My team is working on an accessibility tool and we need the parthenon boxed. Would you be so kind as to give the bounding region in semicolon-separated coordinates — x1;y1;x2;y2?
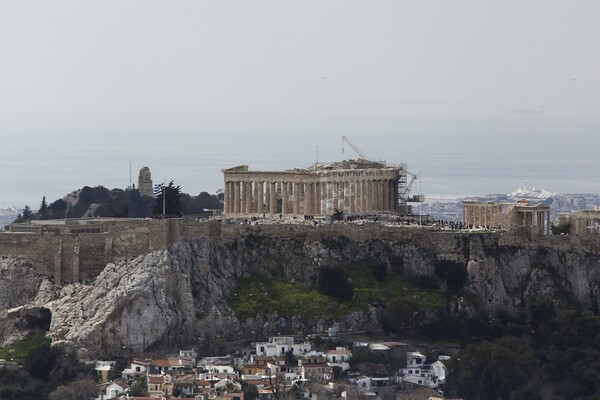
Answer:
222;160;402;216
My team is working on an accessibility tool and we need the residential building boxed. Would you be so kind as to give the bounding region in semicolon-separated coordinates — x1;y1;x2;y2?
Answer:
401;352;447;388
255;336;311;357
326;347;352;371
95;381;125;400
352;375;390;394
148;374;173;397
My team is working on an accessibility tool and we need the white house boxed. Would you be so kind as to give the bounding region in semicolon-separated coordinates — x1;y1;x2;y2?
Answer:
206;364;236;375
129;358;150;375
326;347;352;371
95;382;125;400
401;352;447;388
255;336;311;357
352;376;390;394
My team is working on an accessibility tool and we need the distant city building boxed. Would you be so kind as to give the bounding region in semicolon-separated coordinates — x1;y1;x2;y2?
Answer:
462;199;550;234
138;166;153;197
557;208;600;235
222;160;402;216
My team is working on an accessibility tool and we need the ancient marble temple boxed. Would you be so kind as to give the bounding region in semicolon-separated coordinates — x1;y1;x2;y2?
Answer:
222;160;402;216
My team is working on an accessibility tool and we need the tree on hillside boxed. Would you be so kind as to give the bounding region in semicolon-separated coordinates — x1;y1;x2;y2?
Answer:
22;205;32;220
38;196;48;219
49;379;97;400
318;266;354;300
153;180;182;217
47;199;67;219
13;205;34;223
180;191;224;214
23;335;57;380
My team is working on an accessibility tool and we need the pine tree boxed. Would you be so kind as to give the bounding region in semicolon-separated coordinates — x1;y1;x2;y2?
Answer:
22;205;33;221
39;196;48;219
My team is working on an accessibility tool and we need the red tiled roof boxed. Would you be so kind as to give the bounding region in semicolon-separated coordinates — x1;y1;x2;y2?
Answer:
326;349;350;354
245;380;267;386
243;364;268;369
151;359;171;367
148;376;164;384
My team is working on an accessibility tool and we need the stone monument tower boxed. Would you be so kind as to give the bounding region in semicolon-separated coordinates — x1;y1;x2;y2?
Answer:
138;167;153;197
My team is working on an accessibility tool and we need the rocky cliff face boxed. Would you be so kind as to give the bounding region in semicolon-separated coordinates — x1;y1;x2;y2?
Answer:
1;230;599;357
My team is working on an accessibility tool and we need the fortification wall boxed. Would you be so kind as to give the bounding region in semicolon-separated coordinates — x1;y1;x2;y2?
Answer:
0;218;592;283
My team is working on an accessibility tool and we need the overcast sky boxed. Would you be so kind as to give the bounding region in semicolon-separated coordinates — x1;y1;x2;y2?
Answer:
1;1;600;205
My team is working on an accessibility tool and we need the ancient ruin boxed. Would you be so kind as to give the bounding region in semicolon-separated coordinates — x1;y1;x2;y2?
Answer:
222;160;402;216
462;199;551;234
138;166;153;197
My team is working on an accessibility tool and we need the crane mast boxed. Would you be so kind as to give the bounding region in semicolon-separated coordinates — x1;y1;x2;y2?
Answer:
341;136;368;160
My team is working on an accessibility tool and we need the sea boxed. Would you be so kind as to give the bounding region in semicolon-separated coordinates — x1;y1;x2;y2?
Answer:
2;129;599;209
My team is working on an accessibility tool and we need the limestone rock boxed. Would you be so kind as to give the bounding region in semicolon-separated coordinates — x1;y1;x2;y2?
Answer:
0;257;46;309
1;230;600;356
0;306;51;346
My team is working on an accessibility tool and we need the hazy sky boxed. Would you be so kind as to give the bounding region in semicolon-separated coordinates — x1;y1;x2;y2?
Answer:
1;1;600;206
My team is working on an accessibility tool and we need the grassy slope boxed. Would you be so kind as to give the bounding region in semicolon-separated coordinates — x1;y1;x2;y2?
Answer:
228;260;444;320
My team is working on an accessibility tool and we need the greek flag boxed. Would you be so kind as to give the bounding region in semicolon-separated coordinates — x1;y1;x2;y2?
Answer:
153;183;164;197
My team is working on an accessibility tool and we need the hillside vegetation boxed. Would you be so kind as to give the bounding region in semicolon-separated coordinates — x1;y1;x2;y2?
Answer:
11;185;222;223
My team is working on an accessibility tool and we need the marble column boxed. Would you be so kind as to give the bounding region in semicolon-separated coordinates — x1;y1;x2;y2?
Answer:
305;182;313;215
337;181;344;212
354;180;361;213
388;181;395;211
370;180;376;211
293;182;301;215
382;180;389;211
253;181;259;213
281;182;288;215
269;182;277;214
393;180;399;211
228;182;234;213
264;181;271;213
233;181;241;214
257;181;264;214
363;181;369;211
378;180;385;211
223;182;229;214
315;182;321;215
245;181;253;214
343;180;350;212
349;181;356;213
332;181;339;211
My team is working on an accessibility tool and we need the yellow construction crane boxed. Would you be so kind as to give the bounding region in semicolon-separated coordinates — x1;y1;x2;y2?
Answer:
341;136;369;159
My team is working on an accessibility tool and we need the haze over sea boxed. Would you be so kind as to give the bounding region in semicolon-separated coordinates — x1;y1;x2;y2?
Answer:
2;2;600;209
2;123;599;209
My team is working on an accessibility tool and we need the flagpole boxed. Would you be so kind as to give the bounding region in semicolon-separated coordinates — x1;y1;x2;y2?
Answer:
162;182;166;217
